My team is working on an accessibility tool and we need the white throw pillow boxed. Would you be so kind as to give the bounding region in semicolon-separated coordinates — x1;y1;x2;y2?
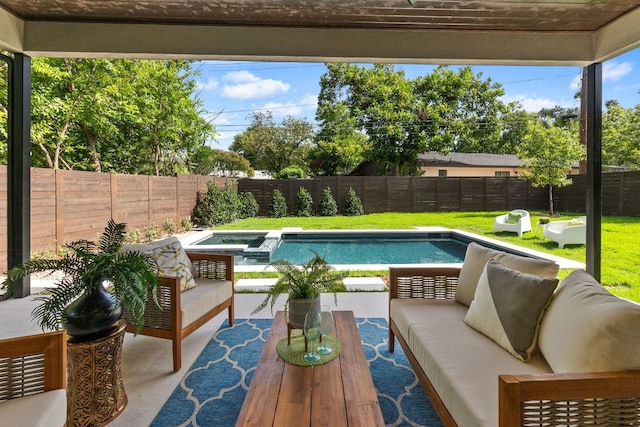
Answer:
123;236;197;292
456;242;559;306
538;270;640;373
464;260;558;362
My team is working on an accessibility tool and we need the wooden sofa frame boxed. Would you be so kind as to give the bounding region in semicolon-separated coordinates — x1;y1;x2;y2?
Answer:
388;266;640;427
0;330;66;404
125;252;234;372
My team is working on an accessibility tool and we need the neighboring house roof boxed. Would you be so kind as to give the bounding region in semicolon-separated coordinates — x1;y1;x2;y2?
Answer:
419;152;522;167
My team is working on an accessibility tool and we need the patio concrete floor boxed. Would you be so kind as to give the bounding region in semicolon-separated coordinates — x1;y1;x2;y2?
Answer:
1;290;389;426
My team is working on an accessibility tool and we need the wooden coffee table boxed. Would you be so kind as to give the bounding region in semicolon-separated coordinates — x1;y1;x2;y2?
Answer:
236;310;385;426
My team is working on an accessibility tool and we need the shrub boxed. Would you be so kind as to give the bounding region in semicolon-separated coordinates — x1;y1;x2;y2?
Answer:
276;165;306;179
192;182;241;226
343;187;364;216
126;227;142;244
269;189;288;218
180;217;194;232
144;223;160;242
239;191;259;219
319;187;338;216
162;218;176;235
294;187;314;217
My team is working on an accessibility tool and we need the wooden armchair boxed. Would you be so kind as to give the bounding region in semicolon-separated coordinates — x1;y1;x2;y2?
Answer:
0;331;67;426
124;252;234;371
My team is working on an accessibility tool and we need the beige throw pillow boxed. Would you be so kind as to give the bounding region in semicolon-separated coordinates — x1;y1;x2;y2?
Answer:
456;242;560;306
123;236;197;292
464;260;558;362
538;270;640;373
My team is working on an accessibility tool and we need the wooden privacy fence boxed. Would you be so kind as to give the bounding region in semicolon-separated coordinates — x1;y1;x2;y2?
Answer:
2;167;639;272
238;176;549;216
0;166;230;271
555;171;640;216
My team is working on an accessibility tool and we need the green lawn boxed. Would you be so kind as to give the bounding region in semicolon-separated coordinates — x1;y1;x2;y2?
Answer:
216;212;640;301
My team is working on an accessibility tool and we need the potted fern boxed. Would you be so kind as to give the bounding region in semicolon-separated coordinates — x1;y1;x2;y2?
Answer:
1;220;158;341
252;251;347;328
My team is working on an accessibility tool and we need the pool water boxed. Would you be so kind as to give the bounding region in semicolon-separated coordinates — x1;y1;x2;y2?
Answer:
196;233;265;247
271;237;466;265
191;231;468;266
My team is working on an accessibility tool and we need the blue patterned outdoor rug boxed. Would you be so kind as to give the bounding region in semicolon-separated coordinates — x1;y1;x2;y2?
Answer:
151;318;443;427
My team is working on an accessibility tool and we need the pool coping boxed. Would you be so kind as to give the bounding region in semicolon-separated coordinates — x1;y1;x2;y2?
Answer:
180;227;585;272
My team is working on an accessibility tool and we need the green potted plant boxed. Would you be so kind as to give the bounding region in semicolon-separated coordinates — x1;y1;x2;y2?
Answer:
252;251;347;328
1;220;158;340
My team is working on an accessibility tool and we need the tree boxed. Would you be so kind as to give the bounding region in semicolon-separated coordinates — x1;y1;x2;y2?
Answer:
413;66;508;154
516;118;585;216
537;106;579;128
317;63;424;175
190;146;253;177
230;111;314;176
2;58;215;175
316;64;510;175
495;103;532;154
313;99;368;175
602;101;640;169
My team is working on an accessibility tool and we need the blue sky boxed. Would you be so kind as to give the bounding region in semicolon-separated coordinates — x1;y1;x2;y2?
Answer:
194;47;640;150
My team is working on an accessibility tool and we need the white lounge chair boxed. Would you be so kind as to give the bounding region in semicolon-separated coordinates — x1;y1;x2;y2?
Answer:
492;209;532;237
542;216;587;248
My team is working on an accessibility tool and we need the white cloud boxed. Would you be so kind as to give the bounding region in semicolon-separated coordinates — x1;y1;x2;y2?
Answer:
603;61;633;83
224;70;261;83
502;94;570;112
197;77;219;91
221;70;290;100
569;61;633;91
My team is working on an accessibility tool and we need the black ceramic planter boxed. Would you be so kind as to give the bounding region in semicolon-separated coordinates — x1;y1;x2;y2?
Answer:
63;280;123;341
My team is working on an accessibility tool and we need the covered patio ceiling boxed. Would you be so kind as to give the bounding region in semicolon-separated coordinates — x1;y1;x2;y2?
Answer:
0;1;639;64
2;1;640;296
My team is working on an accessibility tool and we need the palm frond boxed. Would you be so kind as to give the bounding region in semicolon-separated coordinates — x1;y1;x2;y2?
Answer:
2;219;159;334
251;251;347;315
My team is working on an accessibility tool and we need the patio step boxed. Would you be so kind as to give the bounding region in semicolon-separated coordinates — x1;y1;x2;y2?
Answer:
235;277;387;292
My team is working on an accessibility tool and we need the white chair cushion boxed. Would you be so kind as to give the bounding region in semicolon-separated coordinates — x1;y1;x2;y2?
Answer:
180;278;233;327
0;389;67;427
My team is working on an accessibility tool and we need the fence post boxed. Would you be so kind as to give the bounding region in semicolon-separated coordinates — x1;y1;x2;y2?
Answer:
147;175;152;226
619;173;625;215
55;169;64;252
411;177;415;212
110;173;117;223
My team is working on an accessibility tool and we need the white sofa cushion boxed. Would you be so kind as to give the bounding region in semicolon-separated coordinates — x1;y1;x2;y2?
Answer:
0;389;67;427
390;298;551;427
180;278;233;328
464;260;558;361
456;242;560;306
124;236;197;292
538;269;640;373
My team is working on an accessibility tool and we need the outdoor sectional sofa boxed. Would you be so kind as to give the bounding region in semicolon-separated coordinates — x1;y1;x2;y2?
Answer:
388;242;640;427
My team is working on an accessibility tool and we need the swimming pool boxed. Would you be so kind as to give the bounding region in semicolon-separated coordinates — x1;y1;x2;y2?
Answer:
181;228;583;271
271;232;465;265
